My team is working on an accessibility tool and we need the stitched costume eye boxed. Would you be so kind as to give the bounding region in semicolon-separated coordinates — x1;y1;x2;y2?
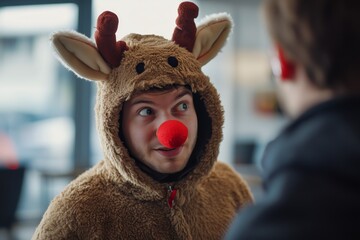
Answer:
136;62;145;74
167;56;178;67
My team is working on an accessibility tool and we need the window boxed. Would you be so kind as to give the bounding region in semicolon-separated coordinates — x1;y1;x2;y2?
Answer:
0;3;77;218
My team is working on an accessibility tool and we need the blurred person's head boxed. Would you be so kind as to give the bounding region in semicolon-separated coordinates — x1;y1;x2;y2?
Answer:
263;0;360;117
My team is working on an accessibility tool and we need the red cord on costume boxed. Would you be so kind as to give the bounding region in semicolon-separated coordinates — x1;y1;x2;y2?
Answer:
167;188;177;208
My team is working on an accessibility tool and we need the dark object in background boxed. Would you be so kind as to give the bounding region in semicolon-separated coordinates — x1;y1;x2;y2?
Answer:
0;166;25;232
234;141;257;164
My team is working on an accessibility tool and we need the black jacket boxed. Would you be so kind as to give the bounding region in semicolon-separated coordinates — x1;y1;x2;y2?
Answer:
226;94;360;240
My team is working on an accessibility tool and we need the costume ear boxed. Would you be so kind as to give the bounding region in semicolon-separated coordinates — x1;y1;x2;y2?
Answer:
192;13;232;66
51;31;111;81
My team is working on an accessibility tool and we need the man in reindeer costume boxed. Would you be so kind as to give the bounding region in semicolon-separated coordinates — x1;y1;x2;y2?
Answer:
32;2;253;239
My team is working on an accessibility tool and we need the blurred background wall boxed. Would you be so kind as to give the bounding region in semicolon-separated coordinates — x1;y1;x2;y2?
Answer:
0;0;288;239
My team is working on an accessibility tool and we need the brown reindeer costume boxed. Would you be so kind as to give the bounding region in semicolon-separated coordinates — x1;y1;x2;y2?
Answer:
32;2;253;239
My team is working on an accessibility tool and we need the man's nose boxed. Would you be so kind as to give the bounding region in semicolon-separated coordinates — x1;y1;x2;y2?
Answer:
156;120;188;148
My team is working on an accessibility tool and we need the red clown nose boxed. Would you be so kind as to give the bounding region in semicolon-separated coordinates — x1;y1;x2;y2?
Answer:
156;120;188;148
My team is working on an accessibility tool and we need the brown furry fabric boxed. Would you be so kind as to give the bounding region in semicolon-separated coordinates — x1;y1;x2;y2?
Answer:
33;160;252;239
32;10;253;240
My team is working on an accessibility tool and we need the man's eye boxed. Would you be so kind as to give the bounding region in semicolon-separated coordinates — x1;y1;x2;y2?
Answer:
177;103;188;111
139;108;153;116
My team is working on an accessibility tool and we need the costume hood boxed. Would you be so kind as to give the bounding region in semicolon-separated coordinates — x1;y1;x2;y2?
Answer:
50;2;232;199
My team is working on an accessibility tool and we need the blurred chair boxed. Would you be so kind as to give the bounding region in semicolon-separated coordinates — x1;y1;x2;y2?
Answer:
0;166;25;235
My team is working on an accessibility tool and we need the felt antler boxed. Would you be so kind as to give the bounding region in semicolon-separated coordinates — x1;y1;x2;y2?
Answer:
172;1;199;52
95;11;128;68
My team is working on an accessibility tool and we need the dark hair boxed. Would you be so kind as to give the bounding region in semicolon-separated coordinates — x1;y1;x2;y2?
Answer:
263;0;360;92
131;84;187;96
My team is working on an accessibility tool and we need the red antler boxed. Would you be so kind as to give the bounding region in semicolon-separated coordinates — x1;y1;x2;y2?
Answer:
172;2;199;52
95;11;128;68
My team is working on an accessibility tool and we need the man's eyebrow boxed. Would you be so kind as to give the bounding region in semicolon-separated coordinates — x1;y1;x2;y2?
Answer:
175;88;192;100
129;99;154;106
129;88;192;106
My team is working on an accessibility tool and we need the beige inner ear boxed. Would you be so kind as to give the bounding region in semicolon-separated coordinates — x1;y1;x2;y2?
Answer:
193;18;232;66
52;34;111;81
